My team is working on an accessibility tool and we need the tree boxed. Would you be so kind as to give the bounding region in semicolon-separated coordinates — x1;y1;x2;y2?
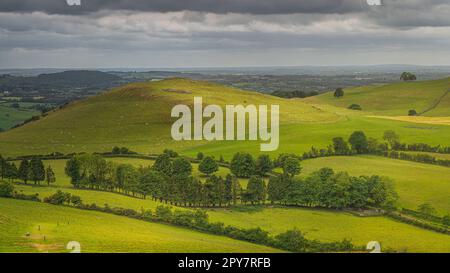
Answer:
172;158;192;177
383;130;400;149
245;176;266;204
226;174;241;206
4;162;17;182
196;152;204;160
255;154;272;176
18;159;30;184
334;88;344;98
138;169;165;200
152;153;173;176
400;72;417;81
65;157;81;188
29;158;45;185
282;157;301;177
332;137;350;155
0;155;9;180
230;153;256;178
0;181;14;197
348;131;368;154
45;165;56;186
408;109;417;116
198;156;219;176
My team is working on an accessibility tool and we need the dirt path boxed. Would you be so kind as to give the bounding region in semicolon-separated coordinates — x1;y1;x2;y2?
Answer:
419;89;450;115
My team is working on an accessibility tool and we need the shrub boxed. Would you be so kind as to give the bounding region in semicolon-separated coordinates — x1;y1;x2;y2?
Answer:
0;182;14;197
348;104;362;110
408;109;417;116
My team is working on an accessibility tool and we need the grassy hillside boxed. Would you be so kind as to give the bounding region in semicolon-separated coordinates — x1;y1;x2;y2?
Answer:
0;198;280;253
0;78;343;157
301;156;450;215
304;78;450;116
11;185;450;253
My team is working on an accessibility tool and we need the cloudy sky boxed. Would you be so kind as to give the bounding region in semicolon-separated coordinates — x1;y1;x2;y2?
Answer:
0;0;449;68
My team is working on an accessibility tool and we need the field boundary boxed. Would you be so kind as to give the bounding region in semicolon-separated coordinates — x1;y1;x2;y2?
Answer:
419;89;450;116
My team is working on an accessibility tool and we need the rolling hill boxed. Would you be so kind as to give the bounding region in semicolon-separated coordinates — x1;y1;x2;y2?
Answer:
0;78;348;157
1;78;450;159
304;77;450;116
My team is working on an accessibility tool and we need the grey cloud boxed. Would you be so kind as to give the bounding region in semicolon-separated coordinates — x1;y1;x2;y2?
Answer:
0;0;364;15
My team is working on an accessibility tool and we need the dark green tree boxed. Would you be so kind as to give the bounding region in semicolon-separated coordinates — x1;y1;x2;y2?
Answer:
282;157;301;177
230;153;256;178
332;137;350;155
334;88;344;98
172;157;192;177
255;154;272;176
18;159;30;184
348;131;368;154
65;157;81;188
45;165;56;186
198;156;218;176
29;158;45;185
152;153;173;176
246;176;266;204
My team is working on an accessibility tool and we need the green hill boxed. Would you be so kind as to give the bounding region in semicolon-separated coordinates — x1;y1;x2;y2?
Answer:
2;78;450;159
0;198;280;253
304;77;450;116
0;78;347;157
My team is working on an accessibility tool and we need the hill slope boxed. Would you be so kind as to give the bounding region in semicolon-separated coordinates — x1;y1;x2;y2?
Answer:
0;78;345;157
304;77;450;116
0;198;280;253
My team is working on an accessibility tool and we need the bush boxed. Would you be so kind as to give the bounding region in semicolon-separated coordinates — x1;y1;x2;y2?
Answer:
408;109;417;116
275;229;308;252
13;192;41;202
44;190;71;205
348;104;362;111
0;182;14;197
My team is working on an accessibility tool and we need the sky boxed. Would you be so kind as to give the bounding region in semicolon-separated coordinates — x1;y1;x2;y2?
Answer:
0;0;449;68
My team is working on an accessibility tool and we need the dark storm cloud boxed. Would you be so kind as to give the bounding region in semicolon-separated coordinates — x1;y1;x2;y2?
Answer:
0;0;364;15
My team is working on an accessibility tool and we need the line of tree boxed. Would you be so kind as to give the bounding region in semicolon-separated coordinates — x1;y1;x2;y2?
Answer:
0;155;55;186
64;152;300;207
383;151;450;167
271;90;319;99
391;142;450;154
267;168;398;210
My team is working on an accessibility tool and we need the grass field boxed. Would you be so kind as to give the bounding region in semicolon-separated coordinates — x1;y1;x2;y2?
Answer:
0;103;39;130
0;198;280;253
304;77;450;116
300;156;450;215
11;182;450;253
